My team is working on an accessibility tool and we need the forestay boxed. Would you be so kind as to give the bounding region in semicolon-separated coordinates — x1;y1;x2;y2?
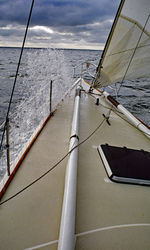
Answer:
94;0;150;87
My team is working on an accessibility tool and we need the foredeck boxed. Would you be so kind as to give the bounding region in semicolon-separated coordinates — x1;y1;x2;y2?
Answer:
76;81;150;249
0;80;150;249
0;90;75;250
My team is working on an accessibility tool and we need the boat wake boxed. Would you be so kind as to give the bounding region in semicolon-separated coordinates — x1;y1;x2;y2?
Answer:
0;48;73;180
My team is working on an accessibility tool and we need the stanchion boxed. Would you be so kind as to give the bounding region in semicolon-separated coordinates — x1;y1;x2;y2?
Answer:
6;118;10;176
50;80;53;115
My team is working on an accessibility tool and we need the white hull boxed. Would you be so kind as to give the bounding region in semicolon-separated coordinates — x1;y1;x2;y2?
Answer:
0;79;150;249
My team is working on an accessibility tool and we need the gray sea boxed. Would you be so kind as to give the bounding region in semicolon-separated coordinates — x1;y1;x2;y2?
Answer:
0;47;149;179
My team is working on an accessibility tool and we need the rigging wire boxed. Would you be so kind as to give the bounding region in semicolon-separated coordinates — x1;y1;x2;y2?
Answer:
0;0;35;151
0;85;149;206
0;117;106;206
117;13;150;95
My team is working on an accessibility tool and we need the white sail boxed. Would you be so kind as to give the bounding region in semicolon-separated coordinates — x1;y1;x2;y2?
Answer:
94;0;150;87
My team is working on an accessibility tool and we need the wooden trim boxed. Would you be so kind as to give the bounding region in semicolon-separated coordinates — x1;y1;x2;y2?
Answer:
107;95;119;107
0;113;54;200
135;116;150;130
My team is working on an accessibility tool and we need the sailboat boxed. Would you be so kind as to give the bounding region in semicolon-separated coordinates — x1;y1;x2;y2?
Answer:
0;0;150;249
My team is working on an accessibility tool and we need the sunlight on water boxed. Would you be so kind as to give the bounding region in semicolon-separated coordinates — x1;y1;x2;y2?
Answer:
0;48;73;180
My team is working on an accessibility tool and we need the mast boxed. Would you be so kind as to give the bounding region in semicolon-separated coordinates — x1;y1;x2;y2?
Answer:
93;0;150;88
96;0;125;72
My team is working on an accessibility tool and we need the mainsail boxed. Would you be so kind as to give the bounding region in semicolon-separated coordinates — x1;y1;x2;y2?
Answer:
94;0;150;87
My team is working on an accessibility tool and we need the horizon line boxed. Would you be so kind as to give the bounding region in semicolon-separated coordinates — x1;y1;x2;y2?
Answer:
0;45;103;51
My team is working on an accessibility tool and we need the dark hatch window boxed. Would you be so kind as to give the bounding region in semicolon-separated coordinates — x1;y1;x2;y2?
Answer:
98;144;150;186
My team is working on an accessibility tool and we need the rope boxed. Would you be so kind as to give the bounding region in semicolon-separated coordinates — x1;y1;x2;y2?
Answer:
0;117;105;206
1;85;149;206
0;0;35;151
88;91;150;136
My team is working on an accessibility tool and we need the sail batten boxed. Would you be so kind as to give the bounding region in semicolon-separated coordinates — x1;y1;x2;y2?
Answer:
94;0;150;88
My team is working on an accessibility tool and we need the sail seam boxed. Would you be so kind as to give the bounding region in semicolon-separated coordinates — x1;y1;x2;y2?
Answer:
117;13;150;95
105;44;150;57
96;0;125;73
121;14;150;38
93;0;125;87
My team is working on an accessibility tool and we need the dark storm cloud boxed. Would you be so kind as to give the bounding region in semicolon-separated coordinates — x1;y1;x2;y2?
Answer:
0;0;119;27
0;0;32;26
0;0;121;48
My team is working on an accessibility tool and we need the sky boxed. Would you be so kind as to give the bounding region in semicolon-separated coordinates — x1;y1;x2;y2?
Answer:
0;0;121;50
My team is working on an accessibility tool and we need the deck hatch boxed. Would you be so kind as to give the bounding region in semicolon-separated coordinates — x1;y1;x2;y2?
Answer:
98;144;150;186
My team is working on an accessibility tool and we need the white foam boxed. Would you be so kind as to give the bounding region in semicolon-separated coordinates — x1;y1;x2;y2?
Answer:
0;48;73;180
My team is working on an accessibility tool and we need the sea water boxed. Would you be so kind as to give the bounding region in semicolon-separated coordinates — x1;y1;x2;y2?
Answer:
0;47;149;179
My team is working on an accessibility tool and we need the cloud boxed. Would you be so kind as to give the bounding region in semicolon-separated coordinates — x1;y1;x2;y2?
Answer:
0;0;120;49
0;0;32;26
30;26;54;34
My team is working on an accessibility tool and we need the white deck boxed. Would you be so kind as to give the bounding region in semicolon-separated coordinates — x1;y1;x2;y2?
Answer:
0;80;150;249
